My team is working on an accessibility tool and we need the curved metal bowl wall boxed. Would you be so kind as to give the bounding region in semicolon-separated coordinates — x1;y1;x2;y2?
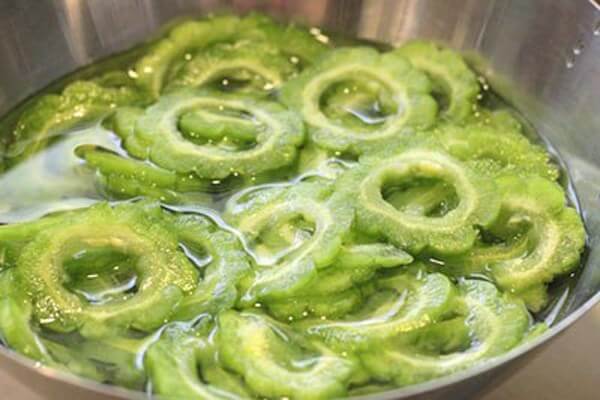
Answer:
0;1;599;399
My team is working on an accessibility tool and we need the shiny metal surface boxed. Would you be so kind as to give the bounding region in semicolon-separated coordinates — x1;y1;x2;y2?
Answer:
1;0;600;399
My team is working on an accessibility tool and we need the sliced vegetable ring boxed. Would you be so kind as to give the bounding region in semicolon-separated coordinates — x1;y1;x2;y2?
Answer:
135;15;241;97
79;106;217;203
266;243;413;320
395;40;480;123
237;13;330;66
7;77;142;164
266;288;366;321
147;320;251;399
224;181;353;303
126;90;304;179
218;311;356;399
445;176;585;310
298;269;456;350
430;123;560;180
135;14;327;97
361;280;532;385
166;40;297;93
75;145;211;204
12;202;198;337
302;243;413;296
281;47;437;154
0;269;147;388
171;213;251;320
347;149;500;254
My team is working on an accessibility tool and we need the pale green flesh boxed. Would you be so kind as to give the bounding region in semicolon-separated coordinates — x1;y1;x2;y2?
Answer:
0;12;584;400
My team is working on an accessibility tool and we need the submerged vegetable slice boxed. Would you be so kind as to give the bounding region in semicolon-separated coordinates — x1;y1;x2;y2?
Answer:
347;149;500;254
0;213;65;270
134;15;241;97
298;269;456;350
266;287;365;321
0;205;252;385
281;47;437;154
41;334;147;389
218;311;355;399
361;280;531;385
444;176;585;310
110;106;148;159
295;142;359;186
0;270;50;362
12;202;198;337
1;270;149;388
224;181;353;303
7;77;143;164
237;13;330;66
279;242;412;299
166;40;297;93
429;123;560;180
171;213;251;320
75;144;212;204
395;41;480;122
126;90;304;179
266;243;413;320
147;321;251;399
135;14;327;97
304;243;413;295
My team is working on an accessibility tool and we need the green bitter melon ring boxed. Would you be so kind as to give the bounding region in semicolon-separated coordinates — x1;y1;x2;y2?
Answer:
224;181;353;304
7;77;142;164
361;279;532;385
165;40;297;93
445;175;585;310
348;149;500;254
76;107;214;203
146;319;252;400
75;144;210;204
135;14;328;97
429;123;560;180
299;269;456;350
0;202;252;384
266;243;413;320
0;202;251;339
395;40;480;123
281;47;438;154
171;212;251;320
292;242;412;295
123;90;304;179
0;270;147;387
217;310;356;399
8;202;198;338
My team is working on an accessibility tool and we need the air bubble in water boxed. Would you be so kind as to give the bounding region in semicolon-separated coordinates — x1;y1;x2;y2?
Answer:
572;40;584;55
565;56;575;69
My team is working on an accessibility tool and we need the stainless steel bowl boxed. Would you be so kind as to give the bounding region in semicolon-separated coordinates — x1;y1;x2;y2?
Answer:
1;1;600;399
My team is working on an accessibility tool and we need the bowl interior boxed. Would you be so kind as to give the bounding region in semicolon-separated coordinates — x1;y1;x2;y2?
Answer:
0;0;599;399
